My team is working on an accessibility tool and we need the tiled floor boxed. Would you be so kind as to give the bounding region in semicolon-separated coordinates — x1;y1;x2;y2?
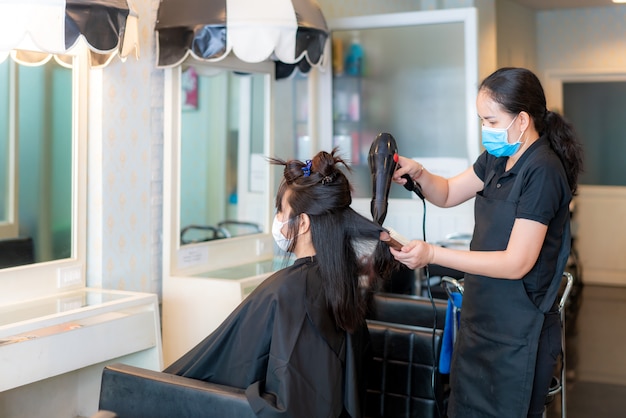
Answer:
545;284;626;418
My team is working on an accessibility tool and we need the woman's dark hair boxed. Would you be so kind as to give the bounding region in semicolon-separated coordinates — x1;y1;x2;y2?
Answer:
480;67;584;194
269;148;398;332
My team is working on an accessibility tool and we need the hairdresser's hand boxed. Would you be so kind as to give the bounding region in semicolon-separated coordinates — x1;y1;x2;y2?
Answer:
392;155;424;186
389;239;434;270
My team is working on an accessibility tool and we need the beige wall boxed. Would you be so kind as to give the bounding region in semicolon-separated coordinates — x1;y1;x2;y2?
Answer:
476;0;498;82
318;0;474;18
86;0;163;294
495;0;537;71
537;6;626;74
536;6;626;286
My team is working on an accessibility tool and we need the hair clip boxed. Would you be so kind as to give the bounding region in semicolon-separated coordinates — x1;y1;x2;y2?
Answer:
321;174;334;185
302;160;312;177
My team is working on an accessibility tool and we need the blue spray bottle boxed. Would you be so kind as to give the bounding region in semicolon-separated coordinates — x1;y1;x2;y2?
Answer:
345;31;363;77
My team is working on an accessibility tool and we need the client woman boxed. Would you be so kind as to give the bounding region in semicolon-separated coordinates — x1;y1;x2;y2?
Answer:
165;149;397;418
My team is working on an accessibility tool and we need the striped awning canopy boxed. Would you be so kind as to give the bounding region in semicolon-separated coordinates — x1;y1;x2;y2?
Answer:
155;0;329;79
0;0;139;68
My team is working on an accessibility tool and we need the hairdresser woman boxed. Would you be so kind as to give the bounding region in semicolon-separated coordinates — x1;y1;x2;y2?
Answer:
391;67;583;418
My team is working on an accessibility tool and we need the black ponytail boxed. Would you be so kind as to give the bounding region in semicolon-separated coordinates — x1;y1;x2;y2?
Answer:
543;111;584;194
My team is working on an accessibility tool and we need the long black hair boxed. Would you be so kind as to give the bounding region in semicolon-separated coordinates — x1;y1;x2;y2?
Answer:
480;67;584;194
270;148;398;332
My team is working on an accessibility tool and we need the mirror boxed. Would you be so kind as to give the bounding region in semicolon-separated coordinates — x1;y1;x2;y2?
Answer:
178;65;269;246
0;58;73;269
330;21;473;199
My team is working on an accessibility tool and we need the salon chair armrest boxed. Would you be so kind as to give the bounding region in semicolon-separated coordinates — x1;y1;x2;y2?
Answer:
367;292;447;330
98;363;255;418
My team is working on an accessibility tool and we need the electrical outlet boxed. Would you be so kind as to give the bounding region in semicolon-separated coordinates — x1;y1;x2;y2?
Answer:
256;239;266;256
57;296;84;312
257;237;273;256
57;266;83;288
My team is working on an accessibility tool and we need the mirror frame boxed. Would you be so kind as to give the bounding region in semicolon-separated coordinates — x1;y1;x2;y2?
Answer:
0;52;88;305
163;57;276;278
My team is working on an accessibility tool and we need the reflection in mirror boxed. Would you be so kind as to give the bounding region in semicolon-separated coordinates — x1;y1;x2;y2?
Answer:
331;22;468;198
0;59;72;269
179;66;268;245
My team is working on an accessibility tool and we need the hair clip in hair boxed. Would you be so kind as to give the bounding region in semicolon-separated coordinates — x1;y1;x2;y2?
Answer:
302;160;312;177
321;174;334;185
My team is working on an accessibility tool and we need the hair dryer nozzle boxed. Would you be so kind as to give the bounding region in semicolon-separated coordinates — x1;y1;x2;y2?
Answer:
368;133;398;225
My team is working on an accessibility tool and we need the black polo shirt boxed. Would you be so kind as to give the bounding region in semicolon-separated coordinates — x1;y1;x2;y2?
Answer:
472;136;572;305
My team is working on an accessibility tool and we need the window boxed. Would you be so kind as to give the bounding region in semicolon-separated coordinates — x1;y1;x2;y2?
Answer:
563;81;626;186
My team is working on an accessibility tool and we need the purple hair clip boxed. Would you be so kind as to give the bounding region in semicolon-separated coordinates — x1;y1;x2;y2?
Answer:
302;160;312;177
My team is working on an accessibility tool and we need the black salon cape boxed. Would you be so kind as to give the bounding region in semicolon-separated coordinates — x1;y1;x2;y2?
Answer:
164;256;369;418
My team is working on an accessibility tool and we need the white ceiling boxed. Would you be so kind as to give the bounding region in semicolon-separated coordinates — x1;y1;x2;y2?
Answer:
512;0;619;10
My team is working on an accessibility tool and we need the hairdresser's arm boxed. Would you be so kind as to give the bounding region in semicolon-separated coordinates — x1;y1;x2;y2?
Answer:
391;218;548;280
392;155;482;207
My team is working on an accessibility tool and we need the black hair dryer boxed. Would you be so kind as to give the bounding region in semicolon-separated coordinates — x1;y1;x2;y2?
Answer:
368;132;398;226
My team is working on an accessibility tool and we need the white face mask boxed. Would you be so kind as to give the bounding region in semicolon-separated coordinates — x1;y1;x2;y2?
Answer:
272;215;292;252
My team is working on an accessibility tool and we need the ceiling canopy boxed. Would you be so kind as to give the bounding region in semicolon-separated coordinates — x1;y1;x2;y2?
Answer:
155;0;329;79
0;0;139;68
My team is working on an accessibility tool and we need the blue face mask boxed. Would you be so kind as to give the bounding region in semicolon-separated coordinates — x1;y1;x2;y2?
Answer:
481;115;522;157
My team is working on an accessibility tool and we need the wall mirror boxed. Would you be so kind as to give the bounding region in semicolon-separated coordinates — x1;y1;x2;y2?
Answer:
313;9;479;244
0;59;72;268
323;9;479;199
164;58;275;275
0;54;87;304
179;65;268;244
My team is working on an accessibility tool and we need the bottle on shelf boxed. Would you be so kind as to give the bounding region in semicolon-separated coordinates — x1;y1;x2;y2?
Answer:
345;31;363;77
348;92;360;122
332;37;344;76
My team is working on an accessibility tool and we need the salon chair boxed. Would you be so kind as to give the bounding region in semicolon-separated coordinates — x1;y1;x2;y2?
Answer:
216;220;262;237
365;292;448;418
97;363;255;418
438;273;573;418
0;236;34;268
367;292;447;330
180;221;262;245
180;224;229;244
95;293;448;418
420;264;464;300
543;272;574;418
418;233;470;300
382;264;418;295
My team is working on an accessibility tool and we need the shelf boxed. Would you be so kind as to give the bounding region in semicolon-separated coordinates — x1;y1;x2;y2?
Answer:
0;288;162;392
0;289;131;328
192;258;276;281
163;258;278;365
